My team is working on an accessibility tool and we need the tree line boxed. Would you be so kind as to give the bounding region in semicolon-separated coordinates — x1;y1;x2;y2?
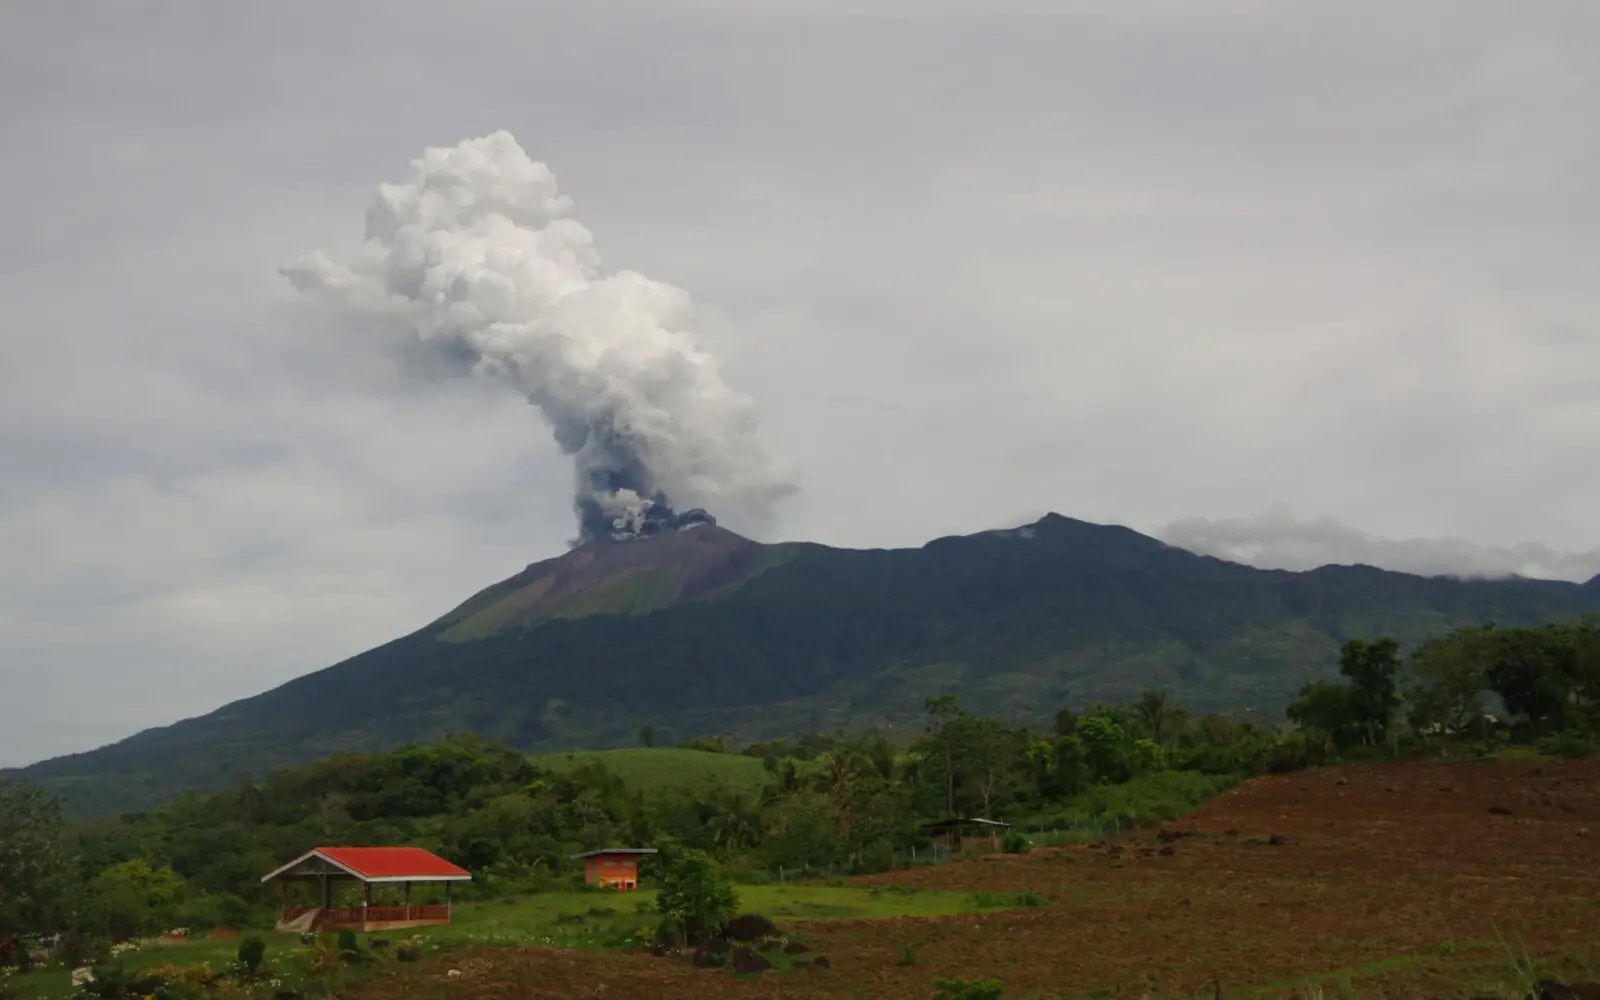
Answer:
2;616;1595;959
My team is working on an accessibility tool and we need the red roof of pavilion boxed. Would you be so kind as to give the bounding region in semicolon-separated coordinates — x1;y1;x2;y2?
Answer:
314;846;469;880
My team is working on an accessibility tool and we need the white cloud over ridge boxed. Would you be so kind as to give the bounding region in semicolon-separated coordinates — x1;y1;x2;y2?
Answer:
1159;507;1600;583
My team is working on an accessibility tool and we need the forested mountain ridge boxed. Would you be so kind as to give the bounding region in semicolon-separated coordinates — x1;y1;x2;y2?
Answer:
12;513;1600;817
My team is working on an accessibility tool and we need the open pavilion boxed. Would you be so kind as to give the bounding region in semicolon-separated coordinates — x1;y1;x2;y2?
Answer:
920;816;1013;854
261;846;471;932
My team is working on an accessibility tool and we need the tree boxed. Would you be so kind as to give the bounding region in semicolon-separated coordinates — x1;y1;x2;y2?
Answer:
704;790;763;857
1484;627;1571;727
1338;638;1402;745
1072;713;1133;784
1566;617;1600;718
0;778;78;939
1407;628;1490;735
654;849;737;940
923;696;966;815
88;859;185;939
1133;688;1182;746
1286;681;1361;749
638;725;657;748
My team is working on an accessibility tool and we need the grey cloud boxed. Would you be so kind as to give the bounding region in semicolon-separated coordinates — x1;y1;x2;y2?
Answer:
1160;507;1600;582
3;0;1598;765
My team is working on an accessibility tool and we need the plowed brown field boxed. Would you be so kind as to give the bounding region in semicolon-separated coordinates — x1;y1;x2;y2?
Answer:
342;756;1600;999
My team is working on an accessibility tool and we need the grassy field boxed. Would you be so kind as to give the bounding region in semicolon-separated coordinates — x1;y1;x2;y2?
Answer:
5;882;1016;999
528;747;771;794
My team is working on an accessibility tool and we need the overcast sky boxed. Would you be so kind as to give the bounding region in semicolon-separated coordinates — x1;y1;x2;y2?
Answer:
3;1;1598;767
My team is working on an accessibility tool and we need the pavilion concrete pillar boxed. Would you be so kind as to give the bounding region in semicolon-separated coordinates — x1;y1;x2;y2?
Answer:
404;882;412;922
445;881;452;920
320;874;330;909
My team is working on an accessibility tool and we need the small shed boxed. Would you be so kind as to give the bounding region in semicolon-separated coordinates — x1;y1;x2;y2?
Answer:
261;846;471;932
921;817;1013;854
570;848;658;890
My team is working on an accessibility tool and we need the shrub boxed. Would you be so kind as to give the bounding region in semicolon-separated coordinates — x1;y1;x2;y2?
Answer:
156;981;207;1000
335;927;359;958
1002;831;1032;854
395;936;425;962
84;962;133;998
237;936;266;977
174;892;254;932
934;977;1005;1000
654;850;738;939
1539;730;1597;759
652;916;686;954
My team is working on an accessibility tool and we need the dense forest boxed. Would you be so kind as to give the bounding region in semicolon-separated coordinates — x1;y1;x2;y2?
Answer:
17;515;1600;819
2;617;1596;966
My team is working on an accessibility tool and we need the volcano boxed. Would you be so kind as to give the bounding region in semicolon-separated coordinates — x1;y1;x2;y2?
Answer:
12;513;1600;818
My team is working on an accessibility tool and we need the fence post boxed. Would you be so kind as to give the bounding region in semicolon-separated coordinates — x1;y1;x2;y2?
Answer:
779;865;785;883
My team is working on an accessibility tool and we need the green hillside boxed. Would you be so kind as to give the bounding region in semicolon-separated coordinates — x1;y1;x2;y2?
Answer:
529;747;770;794
12;513;1600;817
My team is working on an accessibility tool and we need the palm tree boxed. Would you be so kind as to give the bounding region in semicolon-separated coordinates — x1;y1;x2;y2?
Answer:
706;792;762;856
1134;688;1177;745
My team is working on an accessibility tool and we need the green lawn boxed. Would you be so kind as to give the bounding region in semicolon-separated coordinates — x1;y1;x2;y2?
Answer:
528;747;771;794
6;882;1009;999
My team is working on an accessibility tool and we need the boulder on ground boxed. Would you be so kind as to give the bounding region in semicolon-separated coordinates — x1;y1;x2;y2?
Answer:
724;913;781;943
730;946;772;974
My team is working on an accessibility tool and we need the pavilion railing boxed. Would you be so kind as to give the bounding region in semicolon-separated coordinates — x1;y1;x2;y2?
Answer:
320;906;366;928
285;903;453;929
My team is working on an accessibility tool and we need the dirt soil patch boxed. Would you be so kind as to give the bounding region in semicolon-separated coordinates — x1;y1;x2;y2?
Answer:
338;756;1600;999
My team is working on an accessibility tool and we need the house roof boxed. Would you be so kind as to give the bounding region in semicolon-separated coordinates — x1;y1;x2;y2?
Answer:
568;848;659;860
921;816;1014;831
260;846;472;884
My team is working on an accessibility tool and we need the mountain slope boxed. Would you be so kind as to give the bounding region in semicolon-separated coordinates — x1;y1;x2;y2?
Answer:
431;524;793;639
14;514;1600;817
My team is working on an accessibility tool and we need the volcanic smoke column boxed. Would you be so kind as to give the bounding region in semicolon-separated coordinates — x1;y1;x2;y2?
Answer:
282;132;797;541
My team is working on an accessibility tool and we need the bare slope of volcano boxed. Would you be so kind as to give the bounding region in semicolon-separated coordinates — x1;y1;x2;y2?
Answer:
432;524;797;641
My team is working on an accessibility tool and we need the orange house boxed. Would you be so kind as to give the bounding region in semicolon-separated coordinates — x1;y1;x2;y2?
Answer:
570;848;657;890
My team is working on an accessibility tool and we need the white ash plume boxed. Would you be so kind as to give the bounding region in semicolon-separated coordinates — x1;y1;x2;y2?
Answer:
282;131;796;541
